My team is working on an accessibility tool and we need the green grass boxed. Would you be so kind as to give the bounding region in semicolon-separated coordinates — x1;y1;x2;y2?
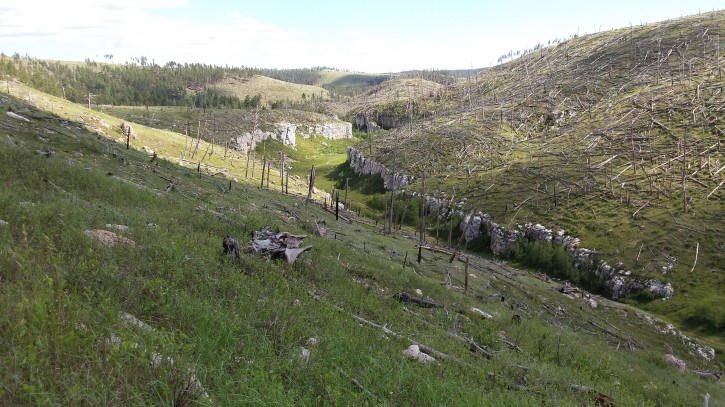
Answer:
210;75;331;105
347;11;725;343
1;77;724;406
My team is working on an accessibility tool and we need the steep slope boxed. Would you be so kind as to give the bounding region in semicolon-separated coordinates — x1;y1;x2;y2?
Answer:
2;78;724;406
348;11;725;335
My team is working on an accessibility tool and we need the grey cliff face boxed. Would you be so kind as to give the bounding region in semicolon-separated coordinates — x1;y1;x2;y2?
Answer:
347;147;413;190
460;212;674;300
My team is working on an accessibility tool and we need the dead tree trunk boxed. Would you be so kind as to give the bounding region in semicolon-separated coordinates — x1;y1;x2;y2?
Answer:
335;191;340;221
280;152;285;193
344;178;350;208
245;145;251;178
306;165;316;203
388;155;396;235
260;157;266;189
419;169;426;244
682;131;687;213
266;160;271;189
250;150;256;177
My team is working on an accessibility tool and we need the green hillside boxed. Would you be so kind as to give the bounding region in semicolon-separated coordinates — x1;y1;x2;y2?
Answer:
346;11;725;338
209;74;331;106
1;10;725;406
1;76;723;406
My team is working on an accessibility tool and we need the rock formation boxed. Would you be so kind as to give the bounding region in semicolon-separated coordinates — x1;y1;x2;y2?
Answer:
346;147;413;190
459;212;674;300
229;122;352;152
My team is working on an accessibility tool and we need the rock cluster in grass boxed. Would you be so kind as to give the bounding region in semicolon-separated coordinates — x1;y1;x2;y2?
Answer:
459;212;674;301
83;229;136;247
347;147;413;190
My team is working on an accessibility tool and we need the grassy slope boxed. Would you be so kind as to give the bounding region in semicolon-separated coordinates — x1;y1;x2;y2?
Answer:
316;70;391;93
351;11;725;339
210;75;330;104
1;77;724;406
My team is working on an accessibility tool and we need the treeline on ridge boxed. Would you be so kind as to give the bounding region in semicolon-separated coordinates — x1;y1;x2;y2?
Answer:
0;54;262;109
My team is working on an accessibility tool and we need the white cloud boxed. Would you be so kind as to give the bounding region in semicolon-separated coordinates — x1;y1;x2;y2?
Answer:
0;1;310;68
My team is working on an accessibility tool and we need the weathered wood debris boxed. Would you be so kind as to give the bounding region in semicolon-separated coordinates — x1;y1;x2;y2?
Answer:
394;292;444;308
250;226;312;263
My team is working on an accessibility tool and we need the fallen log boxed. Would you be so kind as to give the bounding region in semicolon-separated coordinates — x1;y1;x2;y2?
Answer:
692;370;721;381
394;292;444;308
418;244;456;255
332;304;457;363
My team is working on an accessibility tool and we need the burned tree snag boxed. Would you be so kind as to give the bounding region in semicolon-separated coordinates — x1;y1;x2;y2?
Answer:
222;235;240;259
245;145;251;178
419;169;426;244
266;159;271;189
306;165;316;203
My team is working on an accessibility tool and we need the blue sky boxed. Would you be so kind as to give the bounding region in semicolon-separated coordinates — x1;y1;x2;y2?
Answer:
0;0;722;72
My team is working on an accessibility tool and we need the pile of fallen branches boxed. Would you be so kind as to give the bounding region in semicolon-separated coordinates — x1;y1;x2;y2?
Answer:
250;226;312;263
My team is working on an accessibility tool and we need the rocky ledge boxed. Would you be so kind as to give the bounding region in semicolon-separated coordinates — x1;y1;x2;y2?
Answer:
230;122;352;151
461;212;674;300
347;147;413;190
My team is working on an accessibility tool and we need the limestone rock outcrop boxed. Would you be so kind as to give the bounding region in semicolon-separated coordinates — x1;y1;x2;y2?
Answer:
229;121;352;152
459;212;674;300
347;147;413;190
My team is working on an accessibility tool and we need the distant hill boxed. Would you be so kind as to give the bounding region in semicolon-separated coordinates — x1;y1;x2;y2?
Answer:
260;68;391;96
208;74;331;106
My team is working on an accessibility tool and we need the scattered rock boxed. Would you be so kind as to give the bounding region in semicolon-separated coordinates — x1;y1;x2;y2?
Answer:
34;149;52;157
83;229;136;247
118;312;152;332
403;344;436;364
415;288;423;296
663;354;687;371
306;337;318;347
300;347;311;364
470;307;494;319
105;224;129;232
0;219;7;226
147;223;157;229
588;298;598;309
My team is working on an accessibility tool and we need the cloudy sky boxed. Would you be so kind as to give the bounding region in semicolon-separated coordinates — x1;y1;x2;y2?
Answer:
1;0;722;73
